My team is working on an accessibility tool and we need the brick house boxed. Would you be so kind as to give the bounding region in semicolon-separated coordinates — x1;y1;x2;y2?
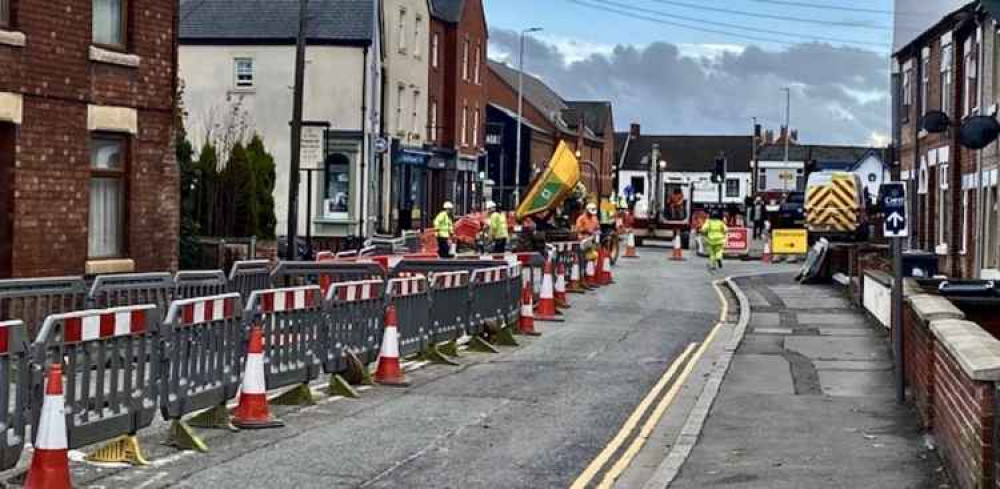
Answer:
0;0;179;278
426;0;488;220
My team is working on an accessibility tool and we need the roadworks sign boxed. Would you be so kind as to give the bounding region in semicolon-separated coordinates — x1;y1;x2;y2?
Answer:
772;229;809;255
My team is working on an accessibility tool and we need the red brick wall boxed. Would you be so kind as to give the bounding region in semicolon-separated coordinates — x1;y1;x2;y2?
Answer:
0;0;178;277
934;343;995;489
903;302;937;428
454;0;487;160
428;19;454;148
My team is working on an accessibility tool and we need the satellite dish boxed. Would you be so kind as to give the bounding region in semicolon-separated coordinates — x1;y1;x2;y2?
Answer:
958;115;1000;150
922;111;951;134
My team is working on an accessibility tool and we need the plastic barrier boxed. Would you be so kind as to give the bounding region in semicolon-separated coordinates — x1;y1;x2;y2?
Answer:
270;261;386;297
245;286;324;404
0;320;31;470
88;273;175;316
161;294;243;449
323;280;385;371
505;264;523;323
228;260;271;299
0;277;88;339
174;270;228;300
428;271;471;345
469;267;509;335
387;276;430;357
32;304;161;454
393;258;505;277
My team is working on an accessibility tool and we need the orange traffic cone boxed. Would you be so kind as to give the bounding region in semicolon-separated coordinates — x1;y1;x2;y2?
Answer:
585;255;599;288
535;259;564;322
374;305;409;386
595;249;607;286
24;364;72;489
762;239;773;264
519;284;541;336
599;249;614;285
671;235;686;261
233;326;284;429
554;261;571;309
624;231;639;259
568;255;585;293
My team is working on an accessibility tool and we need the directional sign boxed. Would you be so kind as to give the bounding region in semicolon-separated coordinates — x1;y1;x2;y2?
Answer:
374;137;390;155
881;182;908;238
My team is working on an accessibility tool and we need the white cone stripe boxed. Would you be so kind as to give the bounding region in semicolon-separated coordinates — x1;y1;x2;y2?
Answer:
242;352;267;394
362;284;373;300
380;325;400;358
541;274;554;299
572;262;581;281
555;273;566;292
114;312;132;336
521;304;534;317
35;389;67;450
82;315;101;341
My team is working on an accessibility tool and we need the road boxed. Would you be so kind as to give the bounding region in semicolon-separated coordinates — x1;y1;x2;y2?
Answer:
69;251;781;489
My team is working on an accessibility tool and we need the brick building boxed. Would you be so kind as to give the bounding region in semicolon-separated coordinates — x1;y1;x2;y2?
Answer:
0;0;179;278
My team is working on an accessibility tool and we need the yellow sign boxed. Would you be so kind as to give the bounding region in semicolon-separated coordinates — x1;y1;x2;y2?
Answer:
772;229;808;255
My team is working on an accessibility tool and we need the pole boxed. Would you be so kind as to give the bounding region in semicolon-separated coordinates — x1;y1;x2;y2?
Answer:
306;169;313;258
892;235;905;404
499;145;506;208
751;117;758;195
783;87;791;163
285;0;308;260
515;33;526;206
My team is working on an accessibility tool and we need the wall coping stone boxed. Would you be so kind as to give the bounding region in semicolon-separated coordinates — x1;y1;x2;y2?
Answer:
907;294;965;323
931;319;1000;382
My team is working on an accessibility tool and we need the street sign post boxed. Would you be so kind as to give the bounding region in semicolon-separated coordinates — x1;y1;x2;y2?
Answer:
881;181;907;404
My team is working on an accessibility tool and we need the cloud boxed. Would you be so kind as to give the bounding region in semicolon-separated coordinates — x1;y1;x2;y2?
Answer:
489;29;889;146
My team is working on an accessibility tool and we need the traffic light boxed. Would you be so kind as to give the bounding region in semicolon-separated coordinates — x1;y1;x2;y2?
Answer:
712;155;727;184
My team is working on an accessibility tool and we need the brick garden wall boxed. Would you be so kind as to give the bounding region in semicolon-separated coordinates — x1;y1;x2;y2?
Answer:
903;302;937;428
934;344;995;489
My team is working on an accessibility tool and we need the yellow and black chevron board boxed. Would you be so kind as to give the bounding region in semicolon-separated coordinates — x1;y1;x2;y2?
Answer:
805;173;859;233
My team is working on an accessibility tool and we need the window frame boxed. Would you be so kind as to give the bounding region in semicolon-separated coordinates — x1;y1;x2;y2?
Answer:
0;0;10;29
472;106;480;147
429;99;438;142
462;38;470;81
902;63;913;122
397;7;407;54
461;104;468;147
725;178;740;199
921;55;930;116
474;42;482;85
941;42;954;116
961;189;970;255
233;57;255;90
964;37;978;117
396;84;406;135
92;0;129;52
431;32;439;68
938;162;950;248
413;14;422;58
88;133;129;260
323;153;352;220
411;89;420;137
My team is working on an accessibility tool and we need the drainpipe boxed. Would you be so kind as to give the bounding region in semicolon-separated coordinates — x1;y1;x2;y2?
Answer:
360;45;369;241
975;19;986;278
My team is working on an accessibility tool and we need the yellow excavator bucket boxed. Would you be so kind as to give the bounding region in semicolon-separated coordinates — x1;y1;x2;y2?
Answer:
516;141;582;221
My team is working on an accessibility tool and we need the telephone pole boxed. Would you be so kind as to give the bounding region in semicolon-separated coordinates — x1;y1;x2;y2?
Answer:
285;0;308;259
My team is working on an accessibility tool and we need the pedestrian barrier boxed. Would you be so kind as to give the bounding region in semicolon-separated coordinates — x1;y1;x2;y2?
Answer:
505;264;523;325
174;270;229;300
387;276;430;358
32;304;161;465
428;271;471;346
88;272;175;316
245;286;324;406
0;277;88;339
228;260;272;299
270;261;385;297
0;320;31;471
322;280;385;392
470;267;510;335
160;293;244;451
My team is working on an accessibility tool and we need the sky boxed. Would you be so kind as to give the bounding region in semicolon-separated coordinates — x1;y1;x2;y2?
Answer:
483;0;903;146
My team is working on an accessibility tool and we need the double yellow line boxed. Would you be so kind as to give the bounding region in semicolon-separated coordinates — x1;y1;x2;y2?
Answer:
570;281;729;489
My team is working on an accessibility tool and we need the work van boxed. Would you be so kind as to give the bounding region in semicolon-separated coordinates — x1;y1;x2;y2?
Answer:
804;172;869;241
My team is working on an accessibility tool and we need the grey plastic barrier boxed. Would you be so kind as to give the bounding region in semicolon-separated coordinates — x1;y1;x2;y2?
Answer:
393;258;506;277
270;261;386;298
428;271;471;345
32;304;161;449
323;280;385;371
0;320;31;470
228;260;272;299
245;286;324;392
160;294;243;424
88;272;175;316
469;267;510;335
0;276;88;339
505;264;523;323
387;276;430;357
174;270;228;300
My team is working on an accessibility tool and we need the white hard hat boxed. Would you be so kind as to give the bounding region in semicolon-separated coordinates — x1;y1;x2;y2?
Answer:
443;201;454;210
587;203;598;214
486;201;497;210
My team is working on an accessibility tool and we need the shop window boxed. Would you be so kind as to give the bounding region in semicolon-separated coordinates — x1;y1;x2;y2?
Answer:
89;135;127;259
725;178;740;198
323;154;351;219
93;0;126;49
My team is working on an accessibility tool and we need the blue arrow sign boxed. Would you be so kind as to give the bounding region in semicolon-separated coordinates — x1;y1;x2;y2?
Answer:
881;182;908;238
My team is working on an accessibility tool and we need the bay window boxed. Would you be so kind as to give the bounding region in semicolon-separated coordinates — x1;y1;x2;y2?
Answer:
89;135;127;259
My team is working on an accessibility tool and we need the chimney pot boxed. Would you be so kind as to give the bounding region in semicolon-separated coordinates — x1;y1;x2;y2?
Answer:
630;123;641;138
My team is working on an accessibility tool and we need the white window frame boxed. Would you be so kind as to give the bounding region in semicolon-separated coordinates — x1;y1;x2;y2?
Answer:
474;42;482;85
921;54;930;115
233;57;255;90
431;32;439;68
411;89;420;137
964;37;978;116
938;162;950;249
461;104;468;147
413;15;423;58
902;63;913;115
961;189;970;255
397;7;407;54
462;38;470;81
472;106;480;147
396;84;405;135
429;99;438;142
941;42;954;116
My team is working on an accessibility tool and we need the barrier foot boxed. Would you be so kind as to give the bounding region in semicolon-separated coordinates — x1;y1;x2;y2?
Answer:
439;340;462;358
420;343;461;366
188;404;238;432
86;435;150;466
328;374;361;399
344;351;375;386
491;327;520;347
467;335;500;354
271;383;316;406
166;419;209;453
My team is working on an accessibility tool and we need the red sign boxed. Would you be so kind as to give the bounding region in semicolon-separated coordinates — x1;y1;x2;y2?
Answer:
725;228;750;254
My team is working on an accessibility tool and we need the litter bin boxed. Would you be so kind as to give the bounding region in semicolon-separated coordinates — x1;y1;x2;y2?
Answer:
901;251;939;278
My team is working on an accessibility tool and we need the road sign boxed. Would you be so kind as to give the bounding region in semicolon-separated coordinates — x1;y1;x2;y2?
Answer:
725;228;749;255
374;137;389;154
772;229;809;255
881;182;908;238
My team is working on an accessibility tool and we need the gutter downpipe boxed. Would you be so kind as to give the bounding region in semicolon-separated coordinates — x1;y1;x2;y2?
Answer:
975;15;986;278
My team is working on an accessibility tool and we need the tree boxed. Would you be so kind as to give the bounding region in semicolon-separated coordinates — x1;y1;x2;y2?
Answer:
247;134;277;239
195;142;219;236
224;142;257;237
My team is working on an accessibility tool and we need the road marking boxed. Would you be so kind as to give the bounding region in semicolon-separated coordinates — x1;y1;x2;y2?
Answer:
596;320;725;488
569;342;698;489
714;280;728;323
133;471;169;489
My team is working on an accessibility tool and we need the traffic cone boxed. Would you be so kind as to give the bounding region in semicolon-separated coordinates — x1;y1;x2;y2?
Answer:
568;254;585;293
535;259;564;322
554;261;571;309
762;239;773;264
24;364;71;489
585;255;599;288
374;305;409;386
671;235;686;261
232;326;284;429
599;249;614;285
519;284;540;336
624;231;639;258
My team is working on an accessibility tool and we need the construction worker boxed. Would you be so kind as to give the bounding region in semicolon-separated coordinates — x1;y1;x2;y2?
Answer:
575;203;601;238
700;209;728;271
434;201;455;258
486;201;508;253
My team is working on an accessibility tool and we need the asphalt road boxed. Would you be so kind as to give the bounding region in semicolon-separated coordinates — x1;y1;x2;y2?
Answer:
68;251;771;489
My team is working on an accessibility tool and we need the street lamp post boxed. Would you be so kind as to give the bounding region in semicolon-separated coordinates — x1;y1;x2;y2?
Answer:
515;27;543;207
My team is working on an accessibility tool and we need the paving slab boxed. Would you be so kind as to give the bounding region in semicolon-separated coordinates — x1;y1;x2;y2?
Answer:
797;313;869;327
726;355;794;395
750;312;781;328
819;370;897;398
784;336;889;362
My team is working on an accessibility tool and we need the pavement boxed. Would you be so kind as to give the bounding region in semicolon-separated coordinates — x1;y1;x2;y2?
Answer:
15;247;787;489
665;273;946;489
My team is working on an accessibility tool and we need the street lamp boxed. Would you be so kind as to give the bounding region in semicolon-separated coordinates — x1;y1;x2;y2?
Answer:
515;26;543;207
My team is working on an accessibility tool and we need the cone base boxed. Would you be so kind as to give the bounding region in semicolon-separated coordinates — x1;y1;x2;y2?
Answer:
24;449;72;489
232;417;286;430
375;377;411;387
535;314;566;323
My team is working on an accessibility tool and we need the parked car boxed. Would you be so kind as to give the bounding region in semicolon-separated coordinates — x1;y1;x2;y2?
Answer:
774;192;806;228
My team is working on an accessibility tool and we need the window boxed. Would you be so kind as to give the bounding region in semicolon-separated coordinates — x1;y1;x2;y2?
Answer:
902;63;913;121
941;42;954;116
412;89;420;136
234;58;254;89
323;154;351;219
461;104;468;146
964;37;978;116
725;178;740;198
938;163;950;248
431;33;439;68
462;38;470;81
987;186;999;269
89;136;127;259
630;176;646;195
413;15;422;58
396;84;405;135
397;8;407;53
921;55;929;116
0;0;9;29
472;107;480;147
474;43;482;84
758;174;767;193
961;190;970;255
93;0;126;49
429;99;438;141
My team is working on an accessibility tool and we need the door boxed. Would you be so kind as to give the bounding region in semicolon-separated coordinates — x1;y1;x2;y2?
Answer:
0;123;13;278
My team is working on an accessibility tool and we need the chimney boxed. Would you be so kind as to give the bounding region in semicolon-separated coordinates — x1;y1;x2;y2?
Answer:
630;123;641;138
765;130;774;144
790;129;799;144
779;126;788;143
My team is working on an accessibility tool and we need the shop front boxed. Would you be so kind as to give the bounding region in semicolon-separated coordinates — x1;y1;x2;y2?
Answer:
393;143;431;231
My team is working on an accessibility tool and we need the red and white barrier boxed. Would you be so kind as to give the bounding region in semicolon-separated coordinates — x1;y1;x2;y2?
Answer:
61;305;155;343
329;280;381;302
